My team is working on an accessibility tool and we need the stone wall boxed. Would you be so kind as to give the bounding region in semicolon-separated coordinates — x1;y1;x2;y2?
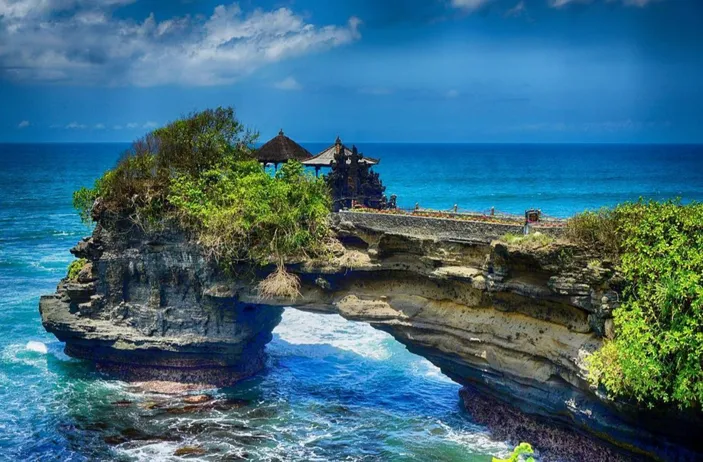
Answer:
335;210;563;244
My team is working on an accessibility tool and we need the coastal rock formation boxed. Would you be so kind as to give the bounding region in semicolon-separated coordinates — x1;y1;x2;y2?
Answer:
40;225;283;385
40;212;701;461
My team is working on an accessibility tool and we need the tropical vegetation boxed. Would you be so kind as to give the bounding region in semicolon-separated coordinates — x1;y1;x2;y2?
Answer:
73;107;332;298
567;200;703;408
66;258;88;282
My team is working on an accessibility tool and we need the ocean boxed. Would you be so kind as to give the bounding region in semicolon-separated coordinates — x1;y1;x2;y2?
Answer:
1;142;702;461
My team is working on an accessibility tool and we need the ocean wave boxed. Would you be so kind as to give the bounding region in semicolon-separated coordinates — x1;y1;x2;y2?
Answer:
26;341;48;354
437;420;511;458
410;359;455;383
0;341;73;368
274;309;392;361
1;343;48;369
116;441;185;462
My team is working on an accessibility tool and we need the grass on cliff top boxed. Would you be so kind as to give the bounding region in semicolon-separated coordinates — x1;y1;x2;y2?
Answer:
500;232;555;250
73;107;332;298
570;200;703;409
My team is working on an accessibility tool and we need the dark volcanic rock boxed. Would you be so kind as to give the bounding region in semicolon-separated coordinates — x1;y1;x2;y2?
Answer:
459;387;632;462
40;225;283;387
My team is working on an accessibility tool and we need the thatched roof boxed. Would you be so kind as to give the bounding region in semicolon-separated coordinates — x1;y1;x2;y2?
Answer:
302;137;380;168
255;130;312;164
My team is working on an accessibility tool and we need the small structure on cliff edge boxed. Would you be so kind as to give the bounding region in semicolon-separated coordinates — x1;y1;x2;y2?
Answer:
254;129;312;170
302;136;380;176
307;137;385;211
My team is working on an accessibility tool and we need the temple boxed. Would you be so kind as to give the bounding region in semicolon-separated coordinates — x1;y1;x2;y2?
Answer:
256;132;389;211
302;136;379;176
254;129;312;169
321;140;386;211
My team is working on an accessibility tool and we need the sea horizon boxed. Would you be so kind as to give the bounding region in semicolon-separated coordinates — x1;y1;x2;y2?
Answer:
3;141;703;146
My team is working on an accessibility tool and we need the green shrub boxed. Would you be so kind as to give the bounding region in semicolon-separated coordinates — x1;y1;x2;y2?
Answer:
73;107;332;294
585;200;703;408
66;258;88;282
168;159;331;272
492;442;535;462
564;207;620;256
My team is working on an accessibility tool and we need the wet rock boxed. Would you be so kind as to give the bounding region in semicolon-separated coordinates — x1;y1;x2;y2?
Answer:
164;398;249;415
103;435;128;446
110;400;132;408
113;427;181;443
139;401;163;410
459;387;629;462
183;394;213;404
130;381;215;395
83;421;109;431
174;446;207;457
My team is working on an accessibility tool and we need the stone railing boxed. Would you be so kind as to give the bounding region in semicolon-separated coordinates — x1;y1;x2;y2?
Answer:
335;210;563;244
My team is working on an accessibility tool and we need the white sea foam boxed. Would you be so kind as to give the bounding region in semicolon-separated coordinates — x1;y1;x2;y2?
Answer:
118;441;185;462
26;341;48;354
274;308;392;360
411;359;455;383
2;344;44;369
436;420;511;458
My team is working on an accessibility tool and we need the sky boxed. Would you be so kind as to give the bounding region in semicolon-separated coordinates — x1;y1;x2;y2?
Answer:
1;0;702;143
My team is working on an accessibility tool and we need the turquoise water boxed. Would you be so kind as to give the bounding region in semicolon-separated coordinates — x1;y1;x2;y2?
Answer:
1;143;702;461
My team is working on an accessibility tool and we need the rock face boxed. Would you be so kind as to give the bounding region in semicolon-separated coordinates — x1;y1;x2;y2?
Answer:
40;213;701;461
40;224;283;385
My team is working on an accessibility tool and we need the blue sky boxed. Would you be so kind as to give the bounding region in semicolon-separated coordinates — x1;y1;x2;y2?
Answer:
1;0;701;143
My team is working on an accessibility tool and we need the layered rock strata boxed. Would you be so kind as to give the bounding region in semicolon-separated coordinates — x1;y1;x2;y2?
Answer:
40;212;702;461
40;225;283;385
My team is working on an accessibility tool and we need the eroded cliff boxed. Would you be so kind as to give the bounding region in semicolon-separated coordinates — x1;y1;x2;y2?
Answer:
40;212;702;461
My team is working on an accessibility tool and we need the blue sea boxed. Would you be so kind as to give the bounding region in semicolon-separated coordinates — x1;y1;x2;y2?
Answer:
1;143;702;461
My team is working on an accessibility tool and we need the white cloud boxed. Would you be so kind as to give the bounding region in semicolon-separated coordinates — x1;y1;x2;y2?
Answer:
450;0;493;11
0;2;362;86
65;122;87;129
506;1;527;17
126;122;139;129
95;123;106;129
17;120;30;128
143;121;158;129
0;0;136;20
113;124;123;130
446;89;460;98
274;76;302;91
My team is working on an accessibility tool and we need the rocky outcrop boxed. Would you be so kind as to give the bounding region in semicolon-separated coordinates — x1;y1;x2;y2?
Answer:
40;213;702;461
40;225;283;385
